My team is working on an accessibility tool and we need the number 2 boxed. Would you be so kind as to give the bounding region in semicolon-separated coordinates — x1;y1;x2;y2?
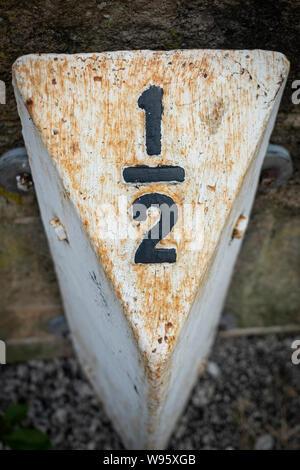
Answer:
133;193;177;264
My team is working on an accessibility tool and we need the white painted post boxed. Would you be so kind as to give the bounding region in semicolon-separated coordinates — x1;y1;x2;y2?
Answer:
13;50;289;449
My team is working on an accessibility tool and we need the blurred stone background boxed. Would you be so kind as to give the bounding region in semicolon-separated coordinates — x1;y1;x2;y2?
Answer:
0;0;299;361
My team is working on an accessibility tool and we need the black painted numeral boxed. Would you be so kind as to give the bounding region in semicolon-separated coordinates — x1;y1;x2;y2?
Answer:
138;85;163;156
124;86;185;264
123;165;185;183
133;193;177;264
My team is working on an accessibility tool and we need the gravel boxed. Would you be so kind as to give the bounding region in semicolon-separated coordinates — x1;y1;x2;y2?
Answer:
0;334;299;450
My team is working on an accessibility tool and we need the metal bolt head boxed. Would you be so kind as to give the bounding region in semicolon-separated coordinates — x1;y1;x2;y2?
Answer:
16;172;33;192
259;144;293;190
0;147;33;195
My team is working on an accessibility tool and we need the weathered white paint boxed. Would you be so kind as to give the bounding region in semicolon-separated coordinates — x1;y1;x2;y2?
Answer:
13;50;289;449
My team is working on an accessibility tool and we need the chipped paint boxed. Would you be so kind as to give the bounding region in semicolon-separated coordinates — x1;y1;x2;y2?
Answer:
232;214;248;239
50;217;68;241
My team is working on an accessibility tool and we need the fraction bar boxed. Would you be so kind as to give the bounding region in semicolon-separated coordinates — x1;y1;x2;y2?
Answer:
123;165;185;183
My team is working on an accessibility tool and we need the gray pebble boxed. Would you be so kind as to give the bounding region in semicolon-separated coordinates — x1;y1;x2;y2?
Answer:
254;434;274;450
206;361;221;379
97;2;107;9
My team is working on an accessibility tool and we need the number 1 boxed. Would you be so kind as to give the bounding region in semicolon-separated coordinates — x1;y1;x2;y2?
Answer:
138;85;163;156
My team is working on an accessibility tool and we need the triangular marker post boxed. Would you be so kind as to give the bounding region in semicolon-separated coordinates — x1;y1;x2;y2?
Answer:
13;50;289;449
